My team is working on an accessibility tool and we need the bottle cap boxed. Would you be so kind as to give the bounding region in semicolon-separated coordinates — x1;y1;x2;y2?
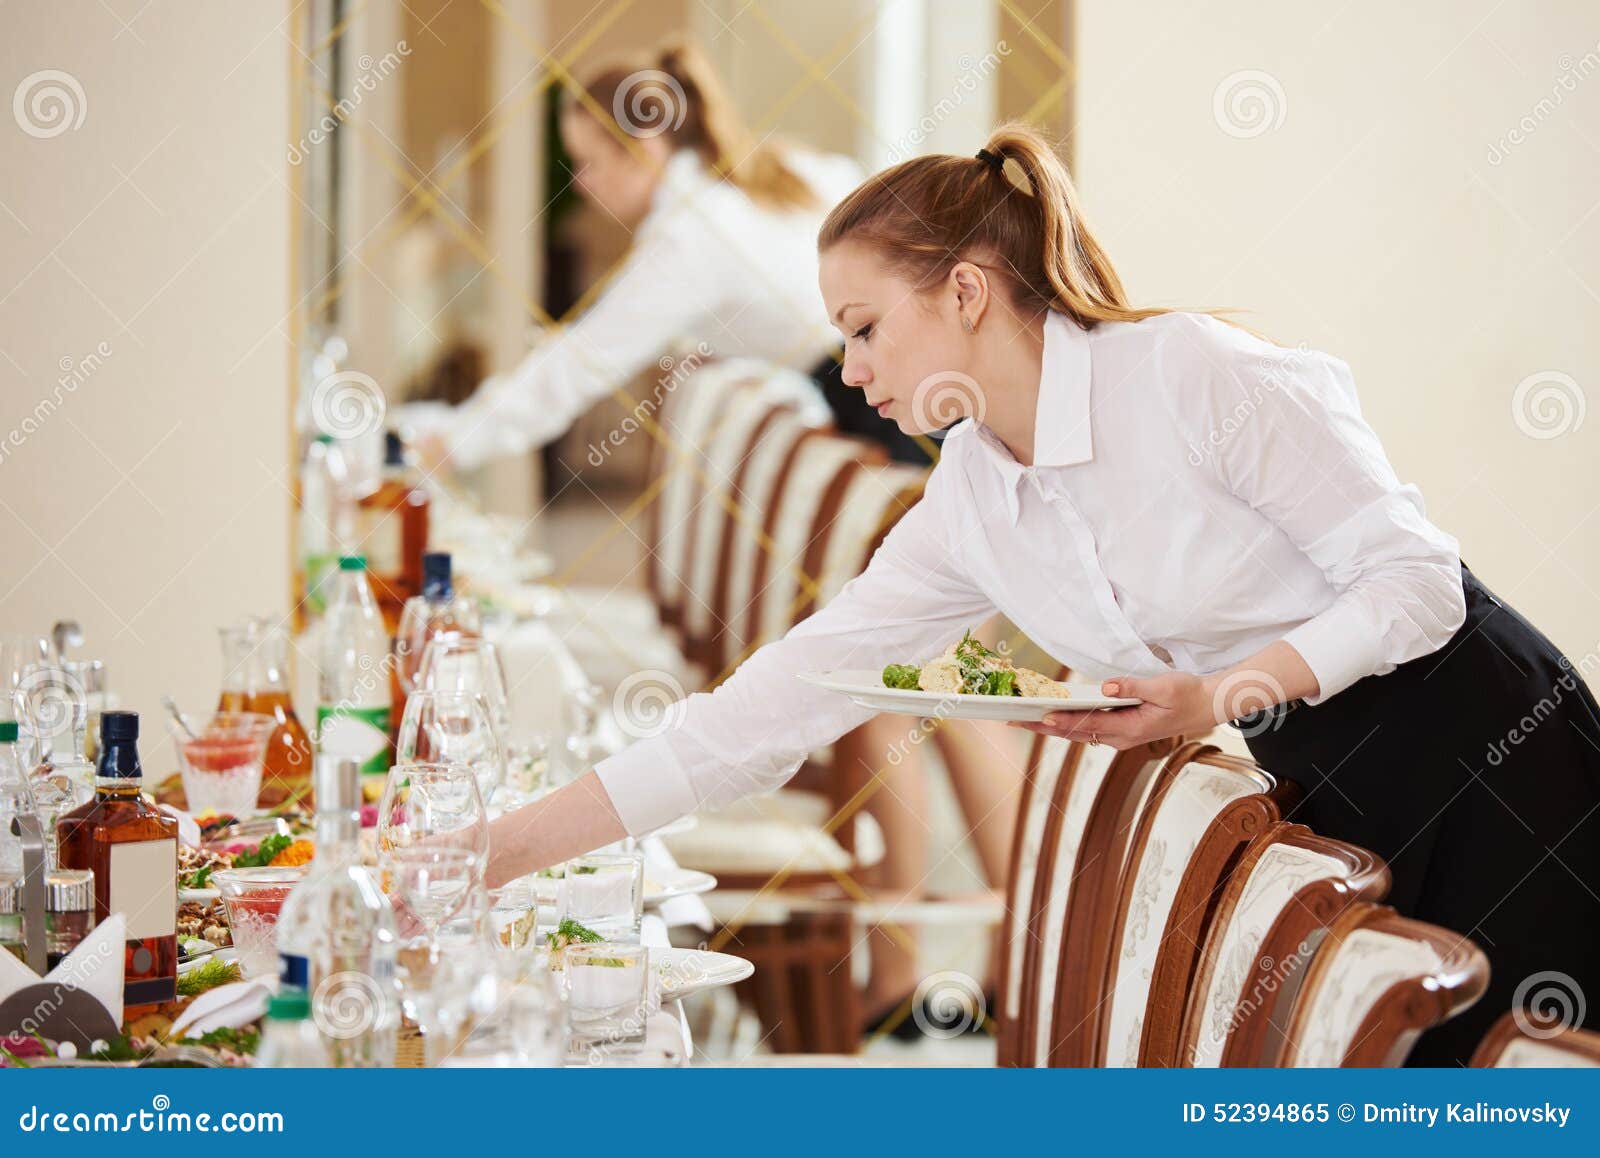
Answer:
268;990;312;1020
314;433;333;445
0;874;19;915
0;721;16;744
384;430;405;466
313;754;362;814
45;869;94;912
100;710;139;743
338;555;368;571
422;552;452;599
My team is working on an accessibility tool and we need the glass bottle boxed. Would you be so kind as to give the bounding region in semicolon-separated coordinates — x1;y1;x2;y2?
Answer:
45;868;95;969
276;755;398;1066
218;619;314;808
317;556;393;775
0;720;37;878
393;552;481;727
56;711;179;1018
356;431;430;635
255;989;329;1067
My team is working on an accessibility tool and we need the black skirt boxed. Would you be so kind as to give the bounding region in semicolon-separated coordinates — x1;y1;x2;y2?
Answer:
1242;563;1600;1066
809;350;934;466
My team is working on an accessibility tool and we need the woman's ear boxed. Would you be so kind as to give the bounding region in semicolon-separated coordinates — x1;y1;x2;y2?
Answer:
950;261;990;331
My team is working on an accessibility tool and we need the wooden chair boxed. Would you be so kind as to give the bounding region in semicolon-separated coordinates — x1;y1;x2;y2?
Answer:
1008;732;1183;1066
1274;903;1489;1066
1099;742;1286;1067
1174;823;1389;1067
1471;1010;1600;1068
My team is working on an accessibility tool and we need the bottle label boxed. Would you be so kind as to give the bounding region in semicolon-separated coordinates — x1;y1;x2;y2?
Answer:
109;839;177;939
316;706;391;774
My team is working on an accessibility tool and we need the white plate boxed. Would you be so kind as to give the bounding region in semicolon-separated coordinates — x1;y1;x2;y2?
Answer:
796;669;1141;723
651;947;753;1000
645;867;716;905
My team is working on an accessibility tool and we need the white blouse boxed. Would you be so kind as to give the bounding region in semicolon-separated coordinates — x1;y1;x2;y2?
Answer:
398;149;861;470
595;309;1467;835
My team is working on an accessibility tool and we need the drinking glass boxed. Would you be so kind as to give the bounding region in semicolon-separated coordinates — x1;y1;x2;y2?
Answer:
1;635;50;765
169;711;277;817
14;663;93;866
391;846;477;966
418;637;510;739
560;851;644;944
212;865;307;979
564;942;649;1053
377;762;489;876
395;690;503;804
488;879;541;952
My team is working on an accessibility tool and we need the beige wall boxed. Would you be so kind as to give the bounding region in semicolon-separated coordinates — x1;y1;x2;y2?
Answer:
0;4;290;744
1074;0;1600;680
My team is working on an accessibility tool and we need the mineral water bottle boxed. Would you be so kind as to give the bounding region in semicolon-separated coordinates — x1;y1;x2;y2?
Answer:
316;556;392;774
275;756;398;1066
255;990;329;1067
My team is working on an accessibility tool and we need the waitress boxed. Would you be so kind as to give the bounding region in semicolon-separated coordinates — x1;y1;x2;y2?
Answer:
487;124;1600;1066
400;40;859;468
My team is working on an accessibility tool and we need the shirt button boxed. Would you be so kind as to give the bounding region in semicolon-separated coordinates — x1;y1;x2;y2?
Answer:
1149;643;1174;666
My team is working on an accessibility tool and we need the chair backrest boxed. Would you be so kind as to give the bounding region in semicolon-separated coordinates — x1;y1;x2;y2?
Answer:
1181;824;1388;1067
646;361;766;627
745;434;875;652
807;462;926;613
1471;1010;1600;1068
678;389;795;665
1021;734;1181;1067
1100;742;1277;1067
711;412;815;674
1279;904;1489;1067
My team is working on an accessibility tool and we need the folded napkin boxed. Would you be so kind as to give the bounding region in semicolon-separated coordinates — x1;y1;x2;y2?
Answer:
167;978;273;1041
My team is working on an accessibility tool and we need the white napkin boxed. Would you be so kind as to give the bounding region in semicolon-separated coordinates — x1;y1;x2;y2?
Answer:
640;837;714;933
167;978;273;1041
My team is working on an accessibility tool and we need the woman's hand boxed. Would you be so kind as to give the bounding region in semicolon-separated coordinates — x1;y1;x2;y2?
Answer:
1011;673;1222;750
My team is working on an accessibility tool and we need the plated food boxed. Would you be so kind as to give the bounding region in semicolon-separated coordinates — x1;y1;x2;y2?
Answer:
882;631;1073;698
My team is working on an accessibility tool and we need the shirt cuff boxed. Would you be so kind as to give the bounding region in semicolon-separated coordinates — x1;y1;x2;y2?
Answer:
1281;598;1384;706
593;741;700;837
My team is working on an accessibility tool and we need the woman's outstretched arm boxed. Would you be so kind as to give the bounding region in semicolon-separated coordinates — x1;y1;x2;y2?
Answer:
485;771;627;888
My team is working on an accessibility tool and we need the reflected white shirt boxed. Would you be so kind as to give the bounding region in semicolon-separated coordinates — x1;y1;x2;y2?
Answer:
595;310;1467;835
398;149;861;470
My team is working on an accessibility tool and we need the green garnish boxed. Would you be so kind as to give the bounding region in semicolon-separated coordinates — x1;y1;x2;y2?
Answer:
882;664;921;690
953;630;1020;696
176;957;241;997
231;833;292;868
181;1026;260;1055
546;917;603;948
571;865;598;875
190;865;214;889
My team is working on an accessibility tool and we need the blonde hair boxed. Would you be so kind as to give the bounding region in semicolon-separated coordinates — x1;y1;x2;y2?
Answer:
819;123;1183;329
569;41;816;212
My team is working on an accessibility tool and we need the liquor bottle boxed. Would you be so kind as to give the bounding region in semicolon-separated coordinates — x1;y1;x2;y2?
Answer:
356;431;430;634
217;618;315;808
276;756;397;1066
254;989;329;1067
55;711;179;1018
317;555;393;775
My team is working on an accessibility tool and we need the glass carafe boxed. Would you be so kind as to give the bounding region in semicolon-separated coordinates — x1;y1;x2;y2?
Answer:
218;619;315;808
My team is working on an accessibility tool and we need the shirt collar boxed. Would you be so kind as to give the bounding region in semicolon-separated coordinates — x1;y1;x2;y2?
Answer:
971;311;1095;524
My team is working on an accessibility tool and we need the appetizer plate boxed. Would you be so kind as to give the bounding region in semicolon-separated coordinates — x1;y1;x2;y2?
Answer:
645;866;716;905
796;669;1141;723
652;947;754;1000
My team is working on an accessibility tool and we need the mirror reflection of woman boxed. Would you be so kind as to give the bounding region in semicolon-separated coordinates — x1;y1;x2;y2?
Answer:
399;41;860;467
489;123;1600;1065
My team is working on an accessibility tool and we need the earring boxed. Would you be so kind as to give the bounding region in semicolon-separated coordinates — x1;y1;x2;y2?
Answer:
961;315;974;333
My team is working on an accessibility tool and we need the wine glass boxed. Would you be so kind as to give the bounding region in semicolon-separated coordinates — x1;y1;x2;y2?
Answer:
390;846;477;967
418;637;511;742
396;690;503;804
377;761;489;876
395;602;464;697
